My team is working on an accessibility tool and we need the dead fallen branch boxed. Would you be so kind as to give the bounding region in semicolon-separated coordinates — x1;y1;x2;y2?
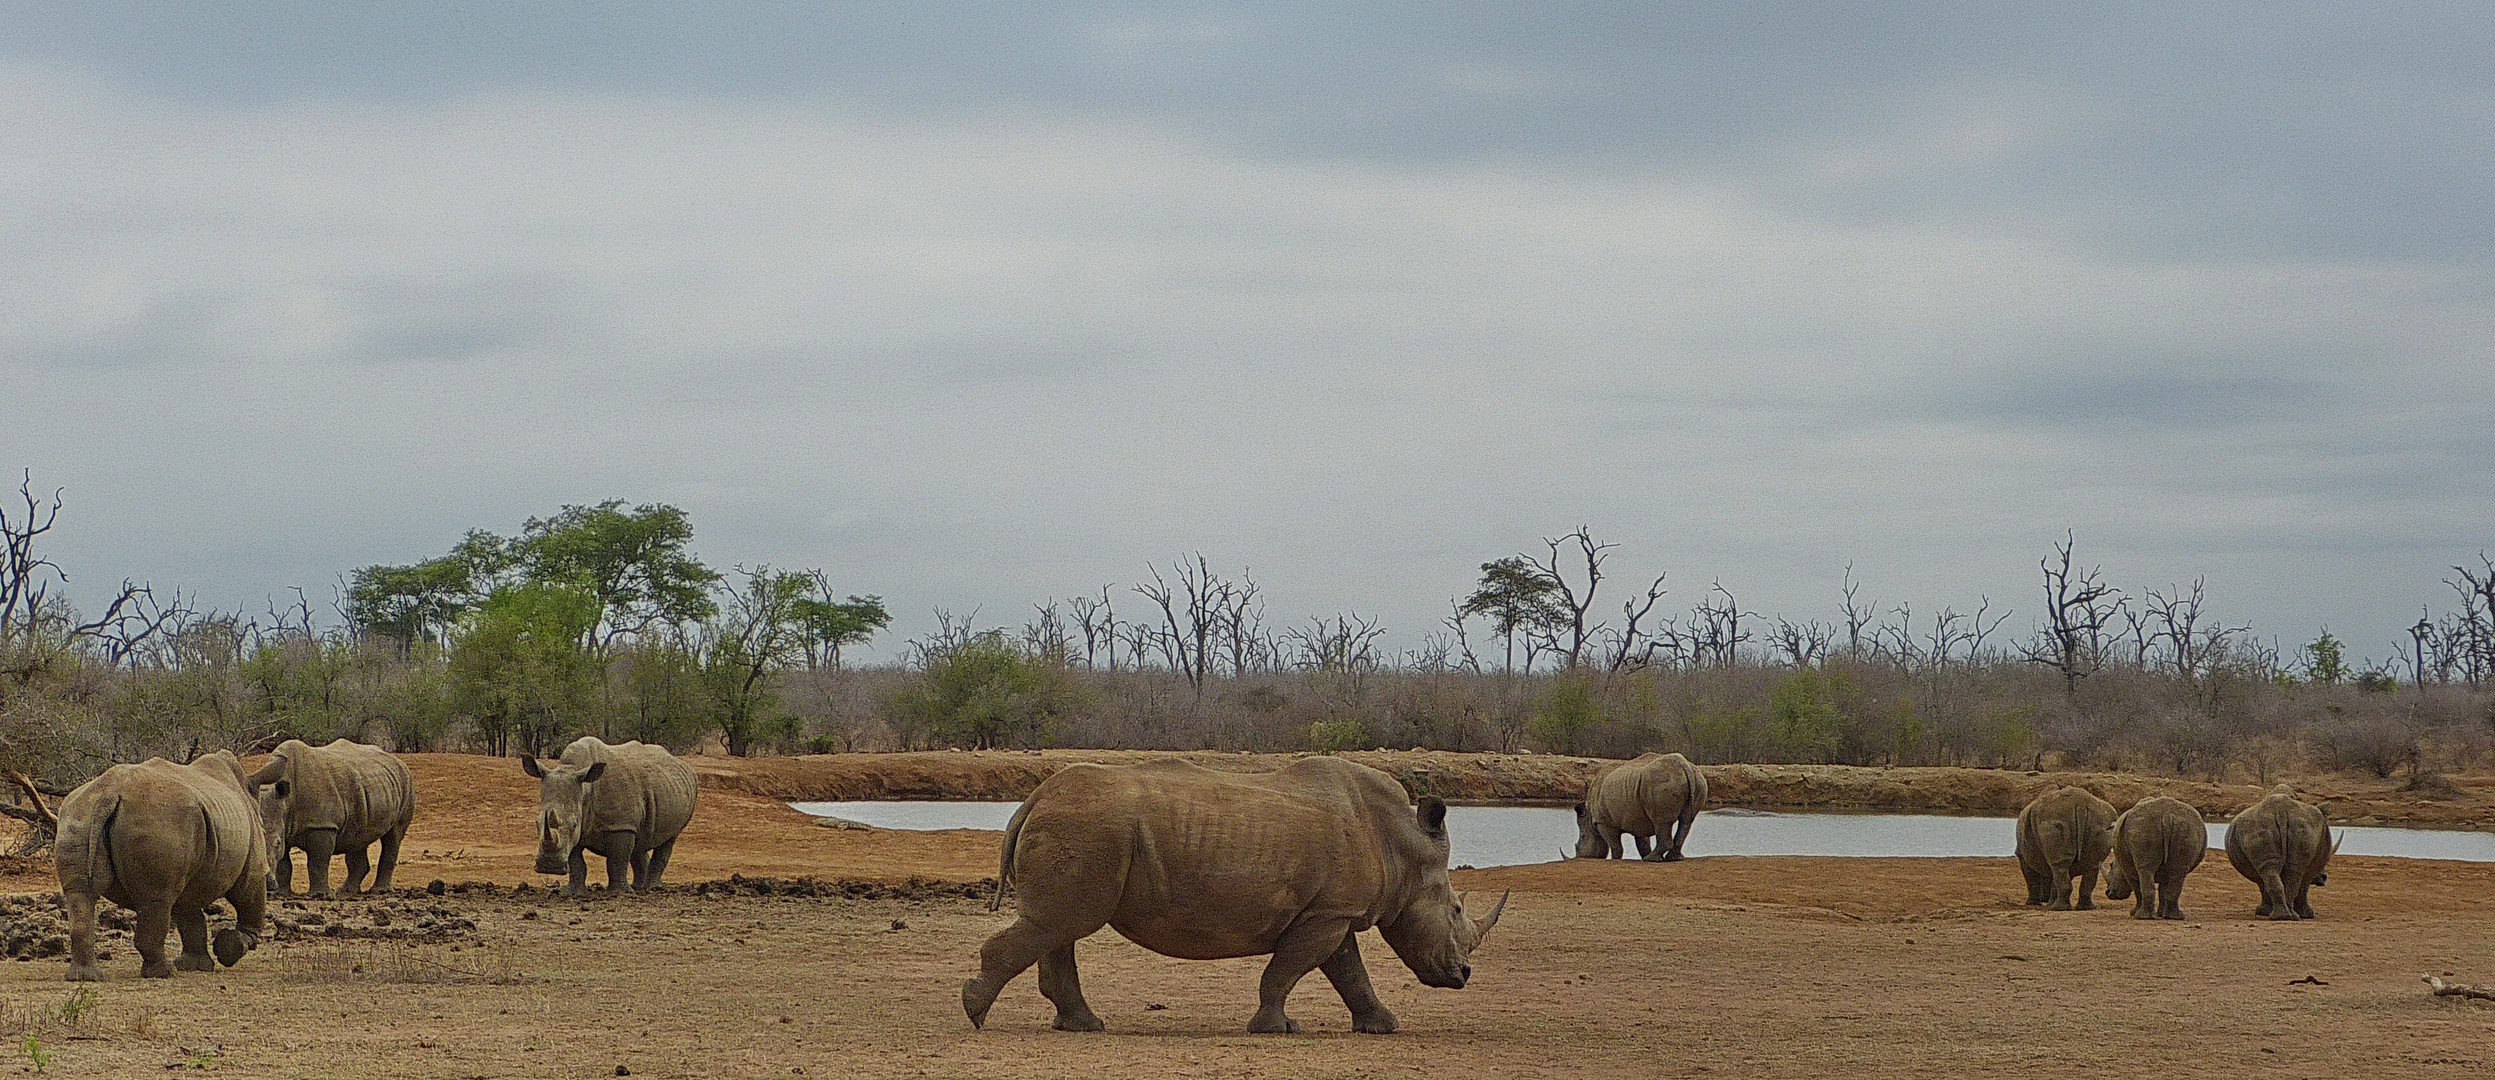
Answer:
2425;976;2495;1001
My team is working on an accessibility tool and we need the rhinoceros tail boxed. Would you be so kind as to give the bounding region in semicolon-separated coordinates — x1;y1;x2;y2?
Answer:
55;794;118;900
990;800;1033;911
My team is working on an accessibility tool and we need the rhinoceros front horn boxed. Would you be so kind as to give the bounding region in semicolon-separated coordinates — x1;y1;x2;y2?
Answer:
1472;890;1510;941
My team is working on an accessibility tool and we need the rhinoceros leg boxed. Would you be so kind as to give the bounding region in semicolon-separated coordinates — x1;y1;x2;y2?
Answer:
593;833;635;893
1038;944;1104;1031
564;845;591;897
1318;933;1398;1034
2258;867;2293;920
341;845;372;895
2291;880;2317;920
2074;865;2099;911
1598;824;1625;860
964;916;1100;1030
1632;834;1655;860
172;907;216;972
298;829;339;899
372;827;404;893
2158;876;2187;920
133;901;176;979
270;839;296;897
62;892;103;982
642;838;677;889
1250;916;1357;1034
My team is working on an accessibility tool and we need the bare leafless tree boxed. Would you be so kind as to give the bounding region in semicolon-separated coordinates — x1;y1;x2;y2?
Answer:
1687;581;1753;667
1520;526;1609;669
2021;533;2126;692
1839;564;1876;659
1768;617;1832;667
2141;578;2244;683
1600;572;1670;672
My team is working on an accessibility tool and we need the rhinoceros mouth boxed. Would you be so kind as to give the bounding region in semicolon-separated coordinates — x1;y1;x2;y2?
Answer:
534;855;567;875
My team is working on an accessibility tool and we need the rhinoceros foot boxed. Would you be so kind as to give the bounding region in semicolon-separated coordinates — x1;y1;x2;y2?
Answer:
1246;1012;1300;1034
139;960;175;979
63;964;102;983
174;953;217;972
1051;1013;1104;1032
962;978;996;1030
1351;1009;1399;1035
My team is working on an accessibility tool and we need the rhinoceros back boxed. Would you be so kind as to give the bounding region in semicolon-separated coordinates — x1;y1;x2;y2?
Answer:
562;737;697;849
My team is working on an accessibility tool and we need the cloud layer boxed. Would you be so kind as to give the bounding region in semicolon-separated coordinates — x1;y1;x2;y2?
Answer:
2;6;2489;662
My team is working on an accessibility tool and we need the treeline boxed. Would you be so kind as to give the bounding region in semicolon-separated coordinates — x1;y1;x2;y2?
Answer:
3;477;2492;789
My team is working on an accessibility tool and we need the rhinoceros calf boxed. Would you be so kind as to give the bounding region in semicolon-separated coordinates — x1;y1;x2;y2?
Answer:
248;738;416;898
1568;751;1707;861
521;737;697;896
964;757;1506;1035
2104;796;2208;920
54;752;269;980
2015;786;2115;911
2224;785;2336;920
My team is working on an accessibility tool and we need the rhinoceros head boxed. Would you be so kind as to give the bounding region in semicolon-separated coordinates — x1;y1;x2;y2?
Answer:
245;750;297;887
521;755;606;874
1378;797;1507;990
1565;802;1607;859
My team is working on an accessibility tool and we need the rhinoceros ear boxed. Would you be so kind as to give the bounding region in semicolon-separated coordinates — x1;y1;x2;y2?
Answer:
1416;797;1448;838
1572;802;1590;824
520;756;545;779
581;762;606;784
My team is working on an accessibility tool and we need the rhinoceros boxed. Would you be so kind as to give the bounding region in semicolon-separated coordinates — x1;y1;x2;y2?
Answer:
2224;785;2337;920
521;737;697;896
2015;786;2115;910
54;752;269;980
1566;752;1707;861
963;757;1506;1035
2104;796;2208;920
247;738;416;898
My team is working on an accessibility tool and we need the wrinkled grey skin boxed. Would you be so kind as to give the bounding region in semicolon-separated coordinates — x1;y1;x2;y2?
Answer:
1567;752;1707;861
2015;786;2115;911
522;737;698;897
964;758;1506;1035
2104;796;2208;920
55;752;269;980
2224;786;2337;920
247;739;416;898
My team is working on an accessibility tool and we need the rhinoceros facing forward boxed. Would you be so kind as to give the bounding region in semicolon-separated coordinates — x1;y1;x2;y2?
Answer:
963;757;1506;1035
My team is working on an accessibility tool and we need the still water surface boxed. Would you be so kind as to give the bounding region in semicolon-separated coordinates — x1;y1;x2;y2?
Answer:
791;801;2495;869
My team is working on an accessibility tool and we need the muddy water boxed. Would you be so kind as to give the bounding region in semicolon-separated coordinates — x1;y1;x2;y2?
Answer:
790;801;2495;869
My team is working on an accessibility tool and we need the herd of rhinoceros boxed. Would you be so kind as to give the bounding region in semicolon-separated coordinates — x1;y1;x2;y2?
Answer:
41;742;2345;1033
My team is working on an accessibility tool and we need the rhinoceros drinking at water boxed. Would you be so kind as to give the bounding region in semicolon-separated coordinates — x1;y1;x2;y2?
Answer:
1567;751;1707;861
963;757;1507;1035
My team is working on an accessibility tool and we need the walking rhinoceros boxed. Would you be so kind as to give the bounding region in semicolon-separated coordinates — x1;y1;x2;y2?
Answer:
2224;785;2337;920
2104;796;2208;920
964;757;1506;1035
54;752;269;980
1567;752;1707;861
2016;786;2115;910
248;738;416;898
521;737;697;896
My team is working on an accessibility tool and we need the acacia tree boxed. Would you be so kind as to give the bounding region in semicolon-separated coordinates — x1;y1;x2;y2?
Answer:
791;572;891;672
446;582;602;757
1460;556;1561;675
701;566;814;757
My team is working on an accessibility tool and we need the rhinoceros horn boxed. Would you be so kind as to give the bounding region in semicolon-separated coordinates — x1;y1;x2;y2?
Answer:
1471;890;1510;942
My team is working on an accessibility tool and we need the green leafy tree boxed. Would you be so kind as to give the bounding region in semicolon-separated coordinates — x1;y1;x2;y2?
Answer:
609;637;706;748
1525;675;1603;754
888;631;1081;749
1767;668;1842;762
792;573;892;671
2301;631;2348;686
512;501;721;654
344;554;480;649
447;583;601;757
700;566;813;757
1461;557;1564;675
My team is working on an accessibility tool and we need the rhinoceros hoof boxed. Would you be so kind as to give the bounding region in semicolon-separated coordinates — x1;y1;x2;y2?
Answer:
2130;908;2158;920
140;961;175;979
1351;1011;1399;1034
1247;1015;1300;1034
63;965;103;983
2160;910;2188;921
174;953;217;972
1051;1014;1104;1032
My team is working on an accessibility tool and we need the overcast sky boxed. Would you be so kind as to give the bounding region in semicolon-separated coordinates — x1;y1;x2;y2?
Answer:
3;3;2488;665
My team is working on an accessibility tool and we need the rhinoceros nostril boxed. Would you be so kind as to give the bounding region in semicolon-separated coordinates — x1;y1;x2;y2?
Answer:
1459;964;1471;980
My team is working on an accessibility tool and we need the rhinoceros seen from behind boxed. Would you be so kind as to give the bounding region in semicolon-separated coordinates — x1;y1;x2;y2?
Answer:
1567;752;1707;861
2104;796;2208;920
2016;786;2115;910
54;752;269;980
248;738;416;898
964;757;1506;1035
2224;785;2337;920
521;737;698;896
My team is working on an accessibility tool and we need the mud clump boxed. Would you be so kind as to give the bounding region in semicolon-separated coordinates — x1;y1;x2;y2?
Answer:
691;874;992;901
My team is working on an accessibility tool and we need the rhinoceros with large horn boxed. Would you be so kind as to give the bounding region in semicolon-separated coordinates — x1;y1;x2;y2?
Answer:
2103;796;2208;920
2016;786;2115;910
964;757;1507;1035
247;738;417;898
2224;785;2338;920
1563;752;1707;862
54;752;269;980
521;737;698;896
